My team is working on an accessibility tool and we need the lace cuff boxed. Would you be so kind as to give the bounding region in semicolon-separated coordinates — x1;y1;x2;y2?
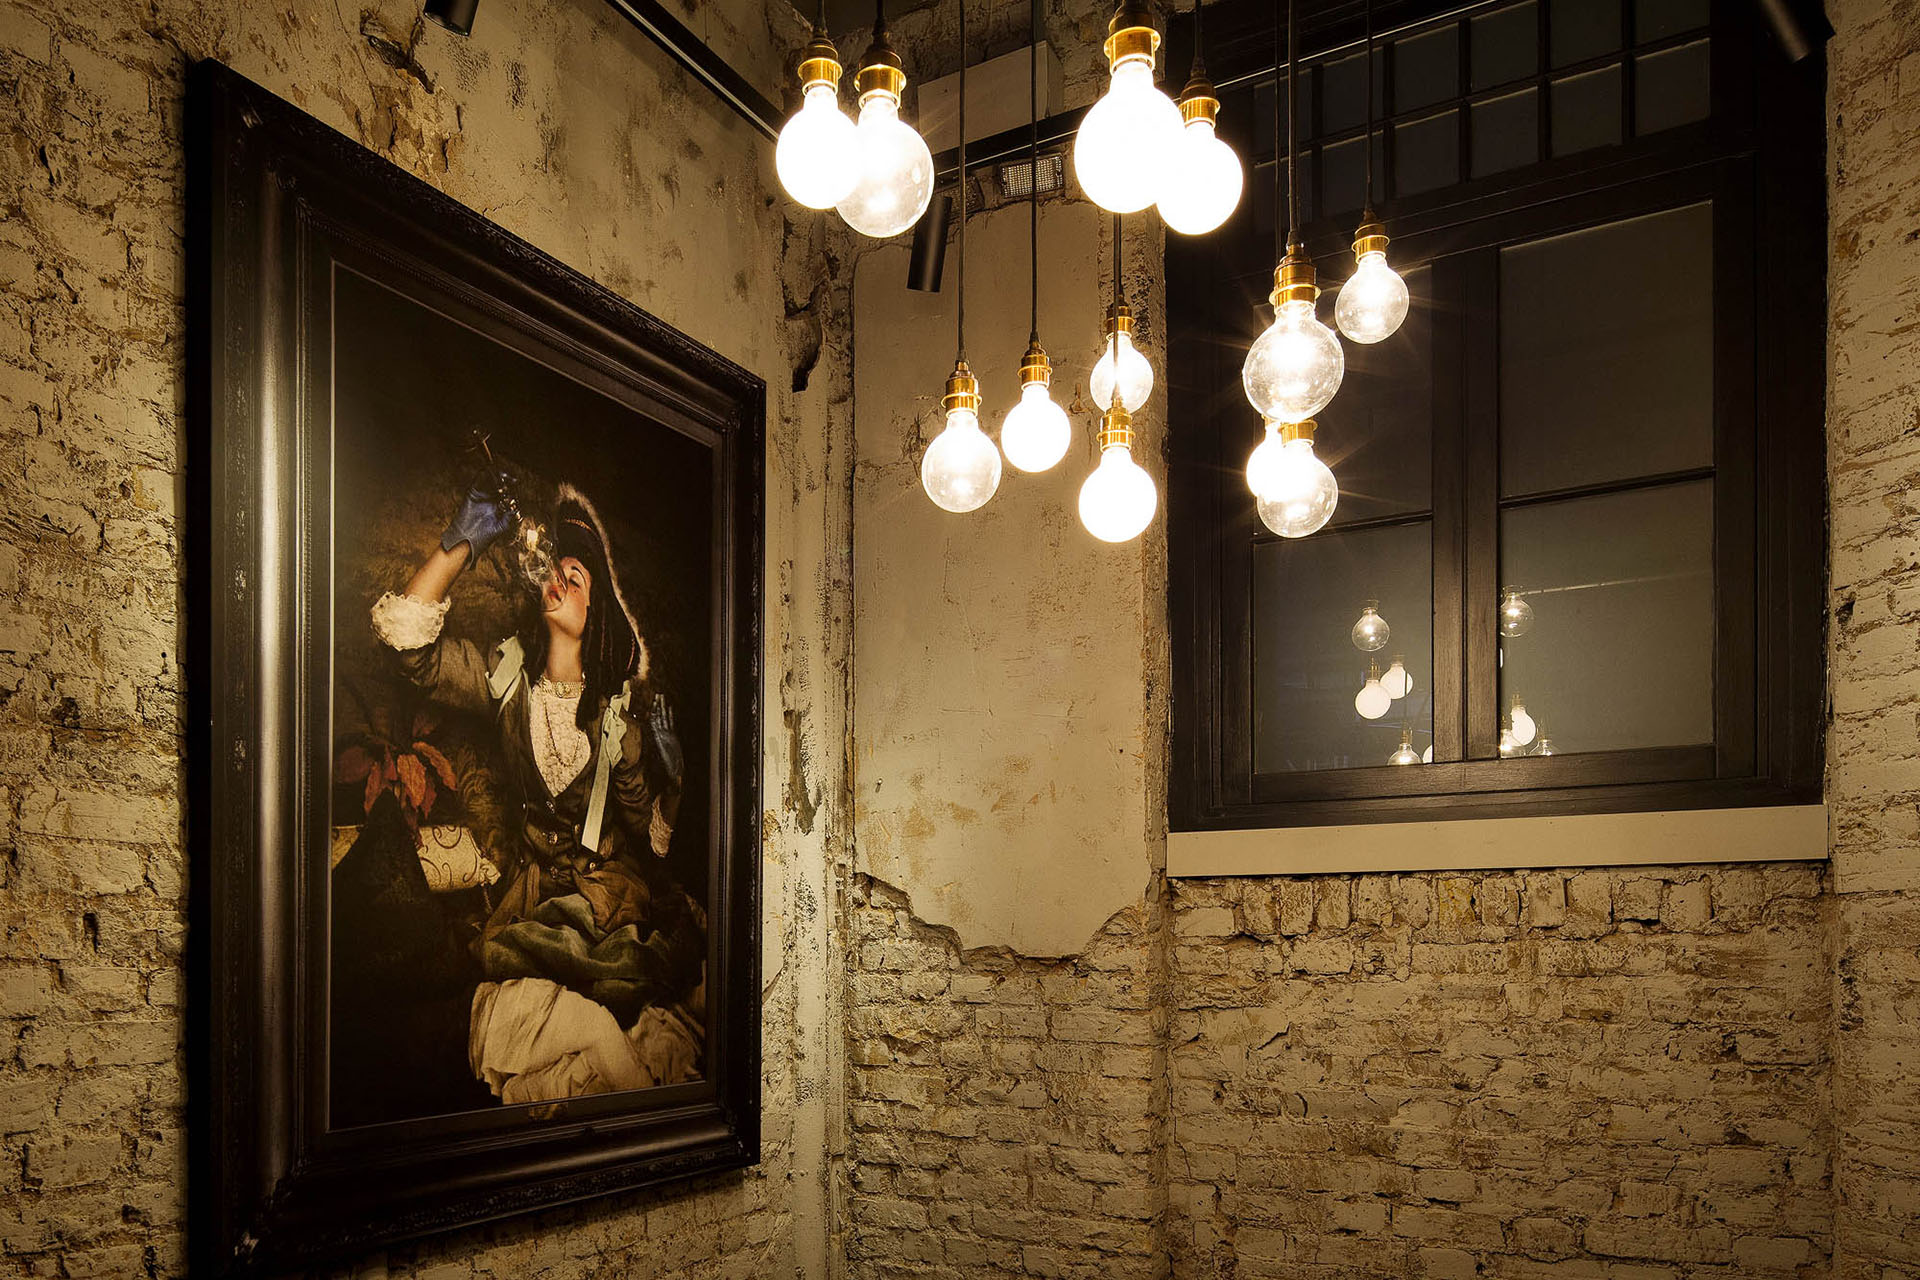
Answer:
370;592;451;651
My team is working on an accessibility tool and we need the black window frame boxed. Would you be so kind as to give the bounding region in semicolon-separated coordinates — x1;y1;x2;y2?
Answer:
1166;0;1825;831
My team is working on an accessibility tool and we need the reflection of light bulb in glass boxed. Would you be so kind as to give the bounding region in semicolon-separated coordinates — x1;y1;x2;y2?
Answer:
921;366;1000;513
1334;222;1410;344
1509;701;1537;748
1078;405;1157;542
1000;349;1072;474
1075;54;1183;214
1351;600;1390;653
1499;587;1534;638
1533;737;1556;756
1381;657;1412;700
1090;309;1154;413
1355;672;1391;720
1158;115;1242;235
1243;298;1345;422
1389;732;1420;766
1421;744;1433;763
1498;728;1519;756
777;68;860;209
836;91;934;238
1254;427;1338;539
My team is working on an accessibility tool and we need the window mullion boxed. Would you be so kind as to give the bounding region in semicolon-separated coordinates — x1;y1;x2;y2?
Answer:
1460;248;1503;760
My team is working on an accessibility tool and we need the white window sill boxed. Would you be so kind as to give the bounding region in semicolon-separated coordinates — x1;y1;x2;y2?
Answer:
1166;804;1828;877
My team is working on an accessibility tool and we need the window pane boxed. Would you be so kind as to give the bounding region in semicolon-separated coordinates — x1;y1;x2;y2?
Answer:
1316;267;1433;526
1635;0;1708;42
1393;25;1461;113
1320;48;1385;137
1396;110;1460;196
1472;2;1538;90
1320;131;1384;218
1472;87;1539;177
1254;522;1434;774
1500;202;1713;496
1636;40;1711;135
1498;481;1713;755
1550;0;1621;67
1550;64;1623;156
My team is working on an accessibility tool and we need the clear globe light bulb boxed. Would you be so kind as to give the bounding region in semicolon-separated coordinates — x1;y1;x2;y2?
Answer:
1078;445;1157;543
1499;587;1534;638
777;83;860;209
1421;744;1434;763
1158;117;1243;236
1534;737;1556;757
1255;436;1338;539
1498;728;1519;756
836;94;934;238
1074;59;1183;214
1000;380;1072;474
1355;675;1391;720
1351;601;1390;653
1243;298;1345;422
1335;250;1410;344
1244;421;1287;495
1509;701;1537;748
1381;657;1412;700
1090;329;1154;414
1389;734;1420;766
921;406;1002;513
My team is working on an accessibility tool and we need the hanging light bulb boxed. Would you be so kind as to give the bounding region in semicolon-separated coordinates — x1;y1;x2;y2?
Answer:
1351;600;1390;652
1421;744;1433;763
1160;59;1242;235
1089;302;1154;413
1388;731;1420;766
1074;2;1184;214
1533;736;1556;757
922;361;1001;512
1355;665;1391;720
1079;401;1157;542
1499;587;1535;638
1498;727;1520;756
1244;243;1345;421
1509;700;1537;748
1335;215;1410;344
777;26;861;209
1381;656;1412;699
836;10;934;239
1253;420;1338;539
1001;341;1072;473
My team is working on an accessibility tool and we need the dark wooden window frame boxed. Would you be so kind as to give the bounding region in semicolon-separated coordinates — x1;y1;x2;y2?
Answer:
1167;0;1825;832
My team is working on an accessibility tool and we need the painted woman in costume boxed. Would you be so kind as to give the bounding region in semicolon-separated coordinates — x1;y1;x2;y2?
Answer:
370;474;705;1103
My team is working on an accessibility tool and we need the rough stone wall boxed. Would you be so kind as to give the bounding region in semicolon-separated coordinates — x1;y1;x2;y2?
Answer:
0;1;853;1277
1166;866;1831;1277
1824;0;1920;1274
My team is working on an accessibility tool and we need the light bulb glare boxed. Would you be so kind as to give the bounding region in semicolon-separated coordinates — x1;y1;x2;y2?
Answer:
1078;445;1158;543
1243;298;1346;422
1355;677;1391;720
836;95;935;239
1158;118;1243;236
1090;330;1154;414
776;83;860;209
920;407;1002;513
1351;602;1390;653
1074;60;1183;214
1255;437;1338;538
1000;381;1072;474
1335;249;1411;344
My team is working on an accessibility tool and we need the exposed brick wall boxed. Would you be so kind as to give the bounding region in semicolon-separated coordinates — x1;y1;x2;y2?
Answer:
1166;867;1830;1277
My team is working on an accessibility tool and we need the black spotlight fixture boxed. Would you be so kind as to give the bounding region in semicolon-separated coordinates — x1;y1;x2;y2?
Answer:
1752;0;1831;63
906;192;954;292
424;0;479;36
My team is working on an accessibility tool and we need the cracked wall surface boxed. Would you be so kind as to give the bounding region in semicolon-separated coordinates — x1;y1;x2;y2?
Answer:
0;0;854;1276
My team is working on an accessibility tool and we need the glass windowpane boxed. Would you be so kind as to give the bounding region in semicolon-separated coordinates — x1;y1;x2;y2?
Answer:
1472;87;1539;177
1254;523;1434;774
1635;0;1708;42
1472;1;1539;90
1395;110;1461;196
1550;64;1623;156
1499;203;1714;496
1393;25;1461;113
1319;132;1384;218
1635;40;1711;135
1320;48;1386;137
1550;0;1621;67
1317;267;1433;526
1498;481;1714;755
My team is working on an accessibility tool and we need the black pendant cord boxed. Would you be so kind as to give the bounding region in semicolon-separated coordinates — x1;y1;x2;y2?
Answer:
817;0;826;35
1270;0;1283;264
1109;211;1122;408
957;0;967;363
1286;0;1299;246
1362;0;1375;213
1028;0;1040;343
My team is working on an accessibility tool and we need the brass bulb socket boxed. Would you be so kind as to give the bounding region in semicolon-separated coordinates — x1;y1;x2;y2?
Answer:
855;60;907;102
1352;217;1389;259
1277;419;1316;445
1179;89;1220;125
1269;247;1319;307
1097;403;1135;452
942;362;982;414
1018;341;1053;387
1103;302;1136;336
796;33;843;91
1103;3;1160;71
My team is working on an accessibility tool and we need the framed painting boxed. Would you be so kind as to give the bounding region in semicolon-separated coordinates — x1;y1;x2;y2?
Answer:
186;61;763;1274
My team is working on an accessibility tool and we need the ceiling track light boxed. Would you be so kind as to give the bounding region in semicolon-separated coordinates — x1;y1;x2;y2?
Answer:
423;0;478;36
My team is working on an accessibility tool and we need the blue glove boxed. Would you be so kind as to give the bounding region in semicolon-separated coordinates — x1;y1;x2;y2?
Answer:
650;694;684;782
440;470;514;558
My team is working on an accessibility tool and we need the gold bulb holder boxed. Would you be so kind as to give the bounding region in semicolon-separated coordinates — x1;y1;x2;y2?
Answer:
1097;402;1134;452
1277;419;1316;445
1352;212;1389;260
942;361;982;414
1017;340;1053;388
1103;302;1136;337
1178;72;1220;125
1103;1;1160;70
854;27;907;103
796;32;843;92
1269;243;1319;307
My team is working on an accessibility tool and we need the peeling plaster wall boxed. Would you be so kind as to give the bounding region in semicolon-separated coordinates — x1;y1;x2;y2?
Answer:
0;1;853;1276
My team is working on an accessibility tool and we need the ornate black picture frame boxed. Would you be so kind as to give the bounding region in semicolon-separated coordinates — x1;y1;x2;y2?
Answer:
186;61;763;1275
